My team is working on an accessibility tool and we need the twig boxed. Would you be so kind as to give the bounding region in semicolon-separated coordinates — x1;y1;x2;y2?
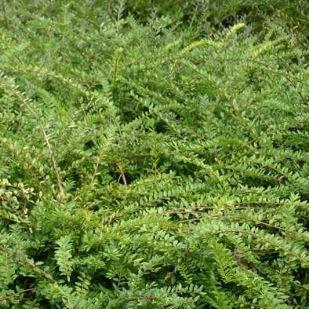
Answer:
0;75;64;199
117;163;127;185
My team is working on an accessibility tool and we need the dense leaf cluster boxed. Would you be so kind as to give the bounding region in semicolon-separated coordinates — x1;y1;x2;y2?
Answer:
0;1;308;308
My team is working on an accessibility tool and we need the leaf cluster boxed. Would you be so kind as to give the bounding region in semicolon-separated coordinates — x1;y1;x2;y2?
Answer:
0;1;308;308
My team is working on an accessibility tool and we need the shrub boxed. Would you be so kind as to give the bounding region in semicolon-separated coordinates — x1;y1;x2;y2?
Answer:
0;1;308;308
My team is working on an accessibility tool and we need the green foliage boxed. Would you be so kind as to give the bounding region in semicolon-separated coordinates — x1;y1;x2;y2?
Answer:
107;0;308;38
0;1;308;308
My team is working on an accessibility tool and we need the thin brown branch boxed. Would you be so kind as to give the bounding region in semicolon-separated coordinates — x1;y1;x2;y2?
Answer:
0;75;64;200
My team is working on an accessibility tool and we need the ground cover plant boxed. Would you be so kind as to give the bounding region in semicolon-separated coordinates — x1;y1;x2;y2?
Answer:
0;1;308;308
